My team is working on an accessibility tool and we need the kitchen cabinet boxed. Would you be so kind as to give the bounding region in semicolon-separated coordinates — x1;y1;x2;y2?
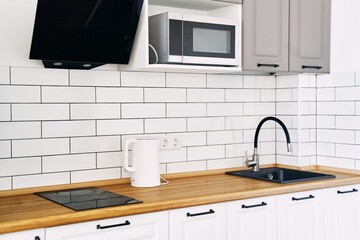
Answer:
169;203;226;240
277;189;324;240
242;0;331;73
0;228;44;240
227;196;277;240
324;184;360;240
46;211;168;240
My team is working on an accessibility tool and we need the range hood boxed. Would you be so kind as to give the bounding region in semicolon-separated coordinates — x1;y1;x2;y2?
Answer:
29;0;143;70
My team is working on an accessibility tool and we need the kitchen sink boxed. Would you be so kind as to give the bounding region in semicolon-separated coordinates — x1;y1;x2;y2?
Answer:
225;167;335;184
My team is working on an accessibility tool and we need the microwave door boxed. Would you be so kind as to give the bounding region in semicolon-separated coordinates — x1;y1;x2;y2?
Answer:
182;21;238;66
167;19;183;63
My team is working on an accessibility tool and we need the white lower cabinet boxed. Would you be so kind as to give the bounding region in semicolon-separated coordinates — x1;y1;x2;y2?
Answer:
169;203;226;240
324;184;360;240
277;189;324;240
45;211;168;240
0;228;44;240
227;196;277;240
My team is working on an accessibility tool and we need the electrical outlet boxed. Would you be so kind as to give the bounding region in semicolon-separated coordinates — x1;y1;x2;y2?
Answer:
160;136;182;151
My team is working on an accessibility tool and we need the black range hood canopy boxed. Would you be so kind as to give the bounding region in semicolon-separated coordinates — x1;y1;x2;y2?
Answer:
29;0;144;70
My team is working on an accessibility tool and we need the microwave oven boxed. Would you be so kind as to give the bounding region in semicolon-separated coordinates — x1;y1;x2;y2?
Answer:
148;12;239;66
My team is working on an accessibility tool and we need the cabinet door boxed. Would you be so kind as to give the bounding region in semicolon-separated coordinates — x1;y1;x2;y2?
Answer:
289;0;331;73
277;189;324;240
324;184;360;240
169;203;226;240
0;229;44;240
227;196;277;240
46;211;168;240
242;0;289;72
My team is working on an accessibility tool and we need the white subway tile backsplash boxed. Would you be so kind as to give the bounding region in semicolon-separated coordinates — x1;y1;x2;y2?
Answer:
259;142;276;155
188;145;225;161
276;89;293;102
226;116;262;130
70;70;120;87
0;104;10;121
11;67;68;86
299;115;316;129
317;102;355;115
317;72;356;87
43;154;96;173
276;102;298;115
300;88;316;102
336;87;360;101
43;120;95;138
357;72;360;86
318;156;355;169
207;74;243;89
0;86;40;103
0;141;10;159
71;104;120;120
187;89;225;102
167;103;206;117
97;152;123;168
13;172;70;189
276;155;299;166
167;161;207;174
336;116;360;130
317;88;335;101
276;75;298;88
0;178;11;191
244;76;276;89
207;130;243;145
244;128;275;142
97;119;143;135
260;89;276;102
122;103;165;118
207;103;243;116
226;143;253;158
96;87;143;103
0;67;9;84
145;118;186;133
71;168;121;183
356;131;360;144
160;149;187;163
0;122;41;140
207;158;243;170
145;88;186;102
13;138;69;157
317;129;355;144
12;104;69;121
121;71;165;87
0;157;41;177
43;86;95;103
171;132;206;147
226;89;260;102
166;73;206;88
188;117;225;131
71;136;120;154
317;142;335;156
244;103;275;116
336;144;360;159
357;102;360;115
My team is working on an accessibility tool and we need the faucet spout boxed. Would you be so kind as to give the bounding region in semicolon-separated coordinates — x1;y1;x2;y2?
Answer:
248;116;292;172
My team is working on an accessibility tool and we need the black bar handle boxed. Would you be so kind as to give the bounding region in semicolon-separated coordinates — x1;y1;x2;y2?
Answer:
35;237;41;240
302;65;322;70
257;63;279;68
242;201;267;209
292;195;315;201
187;209;215;217
337;188;358;194
97;220;130;229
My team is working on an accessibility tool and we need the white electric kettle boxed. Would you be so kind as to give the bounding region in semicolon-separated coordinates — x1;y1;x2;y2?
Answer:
124;138;160;188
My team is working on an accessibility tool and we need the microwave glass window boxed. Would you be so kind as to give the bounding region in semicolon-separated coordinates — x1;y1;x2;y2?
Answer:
193;28;231;54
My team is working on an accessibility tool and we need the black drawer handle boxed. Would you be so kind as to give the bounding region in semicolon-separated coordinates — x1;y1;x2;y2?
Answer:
302;65;322;70
242;201;267;209
337;188;358;194
187;209;215;217
257;63;279;68
97;220;130;229
292;195;315;201
35;237;41;240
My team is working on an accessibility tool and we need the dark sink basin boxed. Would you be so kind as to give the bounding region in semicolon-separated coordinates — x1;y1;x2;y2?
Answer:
225;167;335;184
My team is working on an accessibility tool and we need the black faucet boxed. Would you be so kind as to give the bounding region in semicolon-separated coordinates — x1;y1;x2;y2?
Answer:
246;116;292;171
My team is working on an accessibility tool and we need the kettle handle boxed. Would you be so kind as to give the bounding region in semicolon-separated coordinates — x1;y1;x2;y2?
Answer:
124;138;136;173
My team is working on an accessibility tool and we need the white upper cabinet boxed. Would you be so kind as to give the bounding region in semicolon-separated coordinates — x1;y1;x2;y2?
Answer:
46;211;168;240
169;203;227;240
324;184;360;240
227;196;277;240
277;189;324;240
0;228;44;240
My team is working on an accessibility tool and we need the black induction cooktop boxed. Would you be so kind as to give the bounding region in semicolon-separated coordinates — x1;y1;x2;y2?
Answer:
35;187;142;211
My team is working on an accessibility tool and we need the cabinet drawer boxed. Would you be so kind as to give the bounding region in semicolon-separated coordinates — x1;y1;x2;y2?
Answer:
0;229;44;240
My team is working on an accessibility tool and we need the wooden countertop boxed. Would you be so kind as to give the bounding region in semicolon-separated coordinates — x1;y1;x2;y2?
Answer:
1;165;360;235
